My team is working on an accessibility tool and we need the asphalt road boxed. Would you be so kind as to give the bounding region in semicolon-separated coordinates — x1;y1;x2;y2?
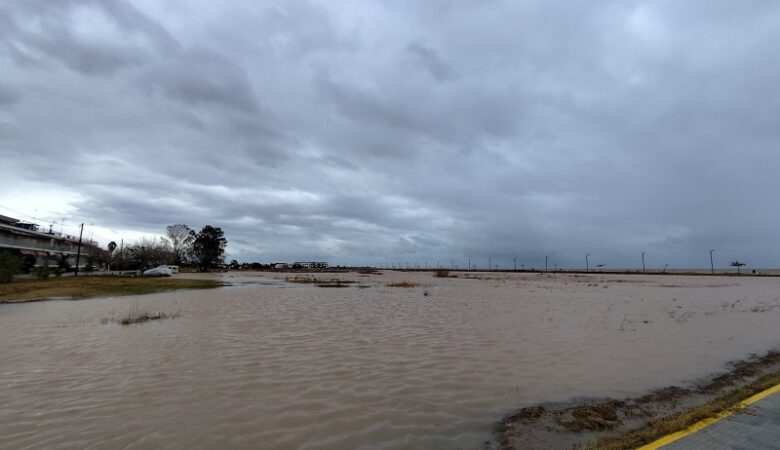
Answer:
663;390;780;449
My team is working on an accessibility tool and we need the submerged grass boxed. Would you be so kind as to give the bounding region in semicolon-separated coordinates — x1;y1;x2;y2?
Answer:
119;308;180;325
386;281;420;288
0;276;225;303
285;276;356;288
102;305;181;325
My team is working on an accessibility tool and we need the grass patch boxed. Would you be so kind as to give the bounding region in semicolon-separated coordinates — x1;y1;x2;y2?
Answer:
588;369;780;449
119;308;179;325
0;276;225;303
103;305;180;325
496;351;780;450
433;269;450;278
387;281;420;288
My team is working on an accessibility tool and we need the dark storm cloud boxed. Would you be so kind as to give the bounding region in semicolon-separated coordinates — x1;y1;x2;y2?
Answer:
405;42;453;81
3;0;780;268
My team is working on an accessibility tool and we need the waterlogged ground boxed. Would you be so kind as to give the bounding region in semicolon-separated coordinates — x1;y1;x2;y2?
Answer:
0;271;779;449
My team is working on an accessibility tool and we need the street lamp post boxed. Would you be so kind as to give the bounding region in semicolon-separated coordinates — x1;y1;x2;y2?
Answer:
545;256;549;272
709;249;715;274
642;252;646;272
513;256;517;271
586;253;591;273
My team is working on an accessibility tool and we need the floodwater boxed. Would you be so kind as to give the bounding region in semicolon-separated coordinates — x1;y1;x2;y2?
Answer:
1;271;779;449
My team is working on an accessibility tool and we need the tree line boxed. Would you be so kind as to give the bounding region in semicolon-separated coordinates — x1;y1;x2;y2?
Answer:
98;224;227;272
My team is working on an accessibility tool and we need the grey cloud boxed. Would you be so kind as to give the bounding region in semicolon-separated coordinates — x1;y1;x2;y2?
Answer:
143;50;259;112
406;41;453;81
3;1;780;268
0;85;20;105
0;0;176;75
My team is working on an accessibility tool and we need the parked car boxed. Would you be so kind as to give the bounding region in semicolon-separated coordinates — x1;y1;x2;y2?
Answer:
142;265;173;277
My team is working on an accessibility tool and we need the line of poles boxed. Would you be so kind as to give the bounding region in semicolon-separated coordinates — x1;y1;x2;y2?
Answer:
377;250;724;273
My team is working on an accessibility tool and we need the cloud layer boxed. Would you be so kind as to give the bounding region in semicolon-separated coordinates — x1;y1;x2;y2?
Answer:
2;0;779;269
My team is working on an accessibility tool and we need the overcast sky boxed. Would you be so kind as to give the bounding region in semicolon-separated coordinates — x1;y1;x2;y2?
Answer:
1;0;779;269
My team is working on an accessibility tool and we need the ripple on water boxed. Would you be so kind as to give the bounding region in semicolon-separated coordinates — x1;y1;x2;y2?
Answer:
1;272;779;449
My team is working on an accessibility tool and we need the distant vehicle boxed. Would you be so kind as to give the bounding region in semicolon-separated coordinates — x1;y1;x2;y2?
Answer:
165;265;179;274
143;265;173;277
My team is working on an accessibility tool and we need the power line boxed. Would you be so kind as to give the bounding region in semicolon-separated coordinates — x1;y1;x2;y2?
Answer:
0;204;119;243
0;204;83;228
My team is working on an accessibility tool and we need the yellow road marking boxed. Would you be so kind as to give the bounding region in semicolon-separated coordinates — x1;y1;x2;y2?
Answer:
637;382;780;449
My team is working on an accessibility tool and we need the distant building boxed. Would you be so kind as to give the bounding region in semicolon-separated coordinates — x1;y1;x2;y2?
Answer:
0;215;96;268
272;262;289;269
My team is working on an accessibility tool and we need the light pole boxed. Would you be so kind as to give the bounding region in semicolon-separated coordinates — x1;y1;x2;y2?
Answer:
585;253;590;273
641;252;646;272
709;249;715;274
513;256;517;271
468;258;471;271
545;256;549;272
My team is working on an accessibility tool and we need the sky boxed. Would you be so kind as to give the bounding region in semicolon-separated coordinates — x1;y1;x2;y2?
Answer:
1;0;779;269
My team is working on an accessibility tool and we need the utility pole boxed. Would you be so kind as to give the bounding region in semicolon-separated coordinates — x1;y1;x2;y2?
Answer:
709;249;715;274
74;223;84;276
545;256;549;272
585;253;590;273
642;252;646;272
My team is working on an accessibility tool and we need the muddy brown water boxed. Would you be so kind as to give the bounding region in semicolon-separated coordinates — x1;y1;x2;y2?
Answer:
1;271;778;449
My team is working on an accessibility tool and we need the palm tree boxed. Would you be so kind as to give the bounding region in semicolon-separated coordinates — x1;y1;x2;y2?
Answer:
730;260;746;274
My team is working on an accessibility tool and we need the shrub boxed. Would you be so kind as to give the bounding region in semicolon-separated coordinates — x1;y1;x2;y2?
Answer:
0;251;22;283
35;265;50;280
433;269;450;278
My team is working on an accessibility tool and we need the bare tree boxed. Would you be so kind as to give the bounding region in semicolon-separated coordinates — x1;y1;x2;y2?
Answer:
166;224;195;265
127;237;173;269
107;241;117;270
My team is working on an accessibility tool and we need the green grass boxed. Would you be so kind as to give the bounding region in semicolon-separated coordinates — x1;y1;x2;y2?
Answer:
0;276;225;303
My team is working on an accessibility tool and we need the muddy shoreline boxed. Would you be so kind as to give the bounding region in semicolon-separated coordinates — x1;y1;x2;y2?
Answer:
495;350;780;449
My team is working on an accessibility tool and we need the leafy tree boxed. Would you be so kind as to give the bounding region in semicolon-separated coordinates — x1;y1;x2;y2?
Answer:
19;254;36;274
166;224;195;265
191;225;227;272
55;253;71;277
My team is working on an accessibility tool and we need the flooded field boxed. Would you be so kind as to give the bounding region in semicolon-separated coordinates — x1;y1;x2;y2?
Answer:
1;271;779;449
